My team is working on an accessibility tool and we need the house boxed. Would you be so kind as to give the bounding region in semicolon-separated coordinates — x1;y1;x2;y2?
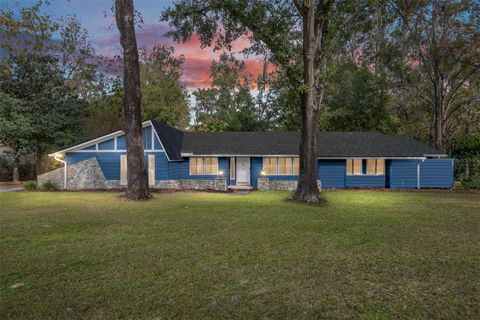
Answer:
38;120;454;191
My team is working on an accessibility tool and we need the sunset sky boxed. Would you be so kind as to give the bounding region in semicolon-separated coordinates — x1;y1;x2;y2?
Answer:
2;0;267;90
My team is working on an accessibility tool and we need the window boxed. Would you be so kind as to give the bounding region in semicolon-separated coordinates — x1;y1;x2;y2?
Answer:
148;155;155;186
230;157;235;179
189;157;219;175
375;159;385;175
293;157;300;175
347;159;385;175
204;157;218;174
120;154;127;185
264;157;277;175
346;159;363;175
263;157;299;175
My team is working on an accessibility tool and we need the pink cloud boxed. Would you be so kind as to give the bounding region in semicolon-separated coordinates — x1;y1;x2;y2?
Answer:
93;23;269;90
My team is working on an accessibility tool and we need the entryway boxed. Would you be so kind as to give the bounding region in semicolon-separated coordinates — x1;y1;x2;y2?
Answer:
236;157;251;185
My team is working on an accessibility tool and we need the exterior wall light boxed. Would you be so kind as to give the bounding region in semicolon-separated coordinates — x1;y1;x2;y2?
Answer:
261;170;266;176
218;170;224;176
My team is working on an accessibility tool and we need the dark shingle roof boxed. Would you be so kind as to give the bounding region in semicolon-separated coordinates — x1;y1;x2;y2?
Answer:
150;120;184;160
177;130;444;158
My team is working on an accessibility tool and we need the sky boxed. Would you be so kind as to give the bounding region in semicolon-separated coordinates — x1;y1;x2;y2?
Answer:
1;0;267;90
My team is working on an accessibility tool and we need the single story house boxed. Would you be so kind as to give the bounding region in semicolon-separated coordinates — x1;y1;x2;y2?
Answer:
38;120;454;191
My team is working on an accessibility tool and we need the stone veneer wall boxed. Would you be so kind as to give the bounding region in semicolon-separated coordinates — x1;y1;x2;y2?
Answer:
257;178;322;191
38;167;65;189
39;157;227;191
66;157;114;190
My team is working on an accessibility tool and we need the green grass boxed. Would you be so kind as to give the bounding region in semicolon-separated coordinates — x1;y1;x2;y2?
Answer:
1;191;479;319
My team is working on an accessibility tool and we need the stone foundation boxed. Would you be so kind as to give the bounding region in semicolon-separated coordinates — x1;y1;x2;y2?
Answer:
153;178;227;191
257;178;322;191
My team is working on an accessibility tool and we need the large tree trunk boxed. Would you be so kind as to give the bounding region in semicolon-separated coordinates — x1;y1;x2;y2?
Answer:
293;0;330;204
115;0;151;200
12;156;20;183
433;77;444;151
293;0;323;204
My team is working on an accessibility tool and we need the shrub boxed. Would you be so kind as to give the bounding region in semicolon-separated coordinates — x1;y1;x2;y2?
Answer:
24;181;38;191
461;175;480;190
42;181;58;191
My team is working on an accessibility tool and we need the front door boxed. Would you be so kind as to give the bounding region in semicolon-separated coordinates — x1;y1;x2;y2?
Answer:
236;157;251;185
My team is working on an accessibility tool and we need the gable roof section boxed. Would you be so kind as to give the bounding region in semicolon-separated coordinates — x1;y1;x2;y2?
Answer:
181;131;445;158
150;120;184;161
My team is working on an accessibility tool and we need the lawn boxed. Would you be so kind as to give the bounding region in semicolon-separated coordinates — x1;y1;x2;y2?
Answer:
0;191;479;319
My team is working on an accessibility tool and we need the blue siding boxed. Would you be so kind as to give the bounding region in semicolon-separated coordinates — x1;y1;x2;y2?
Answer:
318;160;346;188
420;159;453;188
147;152;169;180
117;136;126;149
66;152;125;180
98;139;114;150
346;175;385;188
389;160;419;189
251;157;263;187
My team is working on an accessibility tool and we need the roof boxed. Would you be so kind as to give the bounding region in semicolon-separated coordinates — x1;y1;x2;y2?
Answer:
180;131;445;158
50;120;445;159
150;120;184;161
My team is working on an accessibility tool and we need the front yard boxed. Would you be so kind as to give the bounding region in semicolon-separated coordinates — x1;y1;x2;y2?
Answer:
0;190;479;319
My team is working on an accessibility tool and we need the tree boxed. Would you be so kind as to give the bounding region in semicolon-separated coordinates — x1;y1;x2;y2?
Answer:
391;0;480;151
84;79;124;139
115;0;152;200
321;61;392;132
450;133;480;180
0;94;32;182
0;1;97;98
192;53;256;131
83;45;190;139
0;54;84;177
162;0;333;203
140;45;190;128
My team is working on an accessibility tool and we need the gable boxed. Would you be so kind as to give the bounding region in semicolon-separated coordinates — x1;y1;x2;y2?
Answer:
75;125;161;152
51;121;166;157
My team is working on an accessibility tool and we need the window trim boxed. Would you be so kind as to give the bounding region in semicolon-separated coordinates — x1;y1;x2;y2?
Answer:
189;157;219;175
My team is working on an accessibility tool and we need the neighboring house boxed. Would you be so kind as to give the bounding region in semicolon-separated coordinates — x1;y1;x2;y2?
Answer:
38;120;454;190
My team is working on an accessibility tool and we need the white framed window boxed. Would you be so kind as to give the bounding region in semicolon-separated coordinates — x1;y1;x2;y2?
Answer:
263;157;299;175
189;157;219;175
148;155;155;186
120;154;127;185
230;157;235;179
347;159;385;175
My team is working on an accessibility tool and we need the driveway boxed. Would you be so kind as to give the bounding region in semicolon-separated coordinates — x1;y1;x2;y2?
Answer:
0;185;24;192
